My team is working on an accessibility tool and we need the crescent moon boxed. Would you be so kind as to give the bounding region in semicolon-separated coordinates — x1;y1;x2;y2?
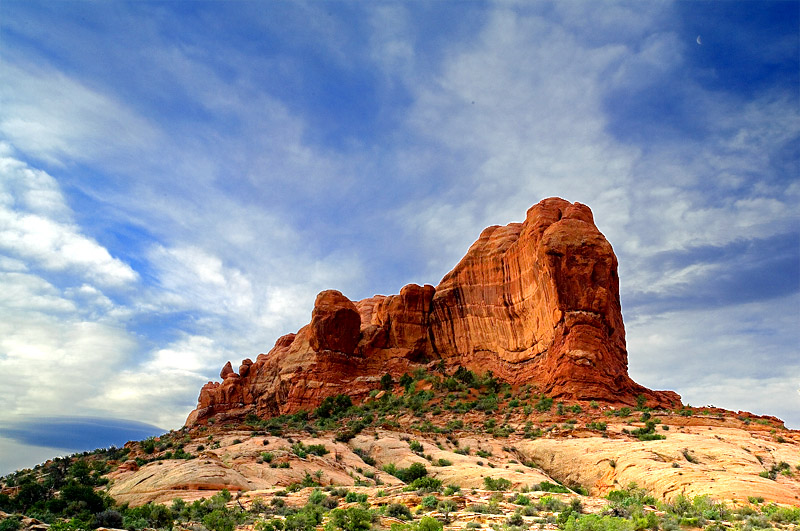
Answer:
696;35;702;45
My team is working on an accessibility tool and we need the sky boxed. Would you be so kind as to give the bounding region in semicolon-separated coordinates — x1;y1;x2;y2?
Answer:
0;1;797;475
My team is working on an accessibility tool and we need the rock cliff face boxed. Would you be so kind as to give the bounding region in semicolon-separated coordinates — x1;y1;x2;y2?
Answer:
186;198;679;426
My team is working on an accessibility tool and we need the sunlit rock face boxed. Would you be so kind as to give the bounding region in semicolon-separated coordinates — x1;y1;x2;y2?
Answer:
186;198;679;426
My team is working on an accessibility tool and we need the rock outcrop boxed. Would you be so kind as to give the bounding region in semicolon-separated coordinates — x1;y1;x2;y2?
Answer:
187;198;679;425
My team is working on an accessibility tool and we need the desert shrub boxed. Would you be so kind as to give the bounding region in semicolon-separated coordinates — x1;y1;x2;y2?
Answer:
0;517;22;531
352;448;376;466
513;494;531;506
315;395;353;418
142;438;156;454
606;484;656;507
307;489;327;506
535;481;570;494
421;495;438;509
391;516;443;531
563;514;634;531
483;477;512;491
292;442;328;458
381;373;394;390
399;373;414;390
443;485;461;496
383;462;428;483
203;509;237;531
537;496;566;512
330;506;374;531
344;492;367;503
284;504;324;531
453;366;477;387
535;396;554;412
475;394;498;412
763;505;800;524
94;509;123;528
438;499;457;523
407;477;442;493
507;511;524;526
631;421;665;441
385;503;413;520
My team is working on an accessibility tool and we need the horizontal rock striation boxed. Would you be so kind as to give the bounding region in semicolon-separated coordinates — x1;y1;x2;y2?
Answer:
187;198;679;425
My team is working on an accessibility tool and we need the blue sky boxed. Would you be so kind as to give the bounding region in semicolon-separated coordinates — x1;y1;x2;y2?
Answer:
0;1;797;475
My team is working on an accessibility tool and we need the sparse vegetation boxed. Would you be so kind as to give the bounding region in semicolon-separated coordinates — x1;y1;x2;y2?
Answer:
2;369;797;531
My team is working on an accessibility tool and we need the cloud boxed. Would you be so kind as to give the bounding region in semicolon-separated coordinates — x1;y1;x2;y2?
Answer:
0;61;160;167
626;293;800;427
0;1;796;468
624;232;800;314
0;153;139;287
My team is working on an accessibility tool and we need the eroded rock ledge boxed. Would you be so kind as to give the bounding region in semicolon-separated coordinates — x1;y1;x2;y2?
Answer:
187;198;679;426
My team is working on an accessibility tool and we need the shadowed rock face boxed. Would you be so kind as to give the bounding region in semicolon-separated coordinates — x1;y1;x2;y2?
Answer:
186;198;679;426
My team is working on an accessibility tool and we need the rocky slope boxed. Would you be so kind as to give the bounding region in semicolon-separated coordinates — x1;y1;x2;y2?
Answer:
109;397;800;508
187;198;678;426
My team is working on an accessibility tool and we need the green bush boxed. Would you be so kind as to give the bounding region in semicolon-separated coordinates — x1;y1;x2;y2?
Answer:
390;516;442;531
330;506;374;531
385;503;413;520
421;495;438;509
292;442;328;458
407;477;442;493
535;396;554;412
513;494;531;506
0;517;21;531
284;504;323;531
537;496;566;512
344;492;367;503
535;481;570;493
631;420;665;441
563;514;634;531
203;509;237;531
142;438;156;454
383;462;428;483
507;511;524;526
315;395;353;418
399;373;414;390
352;448;376;466
483;477;512;491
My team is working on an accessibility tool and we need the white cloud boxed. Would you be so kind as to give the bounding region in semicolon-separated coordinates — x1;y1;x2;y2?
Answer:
0;303;138;420
147;244;254;316
395;7;639;278
87;334;230;428
0;154;139;287
0;61;160;167
627;294;800;428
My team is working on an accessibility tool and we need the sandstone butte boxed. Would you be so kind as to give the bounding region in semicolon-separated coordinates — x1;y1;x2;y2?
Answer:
186;197;680;426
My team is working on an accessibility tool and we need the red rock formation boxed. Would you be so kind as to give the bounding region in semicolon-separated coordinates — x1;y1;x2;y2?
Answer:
186;198;679;426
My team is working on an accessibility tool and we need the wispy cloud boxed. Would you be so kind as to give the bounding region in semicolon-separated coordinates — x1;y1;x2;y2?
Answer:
0;150;139;287
0;0;796;477
0;62;160;168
